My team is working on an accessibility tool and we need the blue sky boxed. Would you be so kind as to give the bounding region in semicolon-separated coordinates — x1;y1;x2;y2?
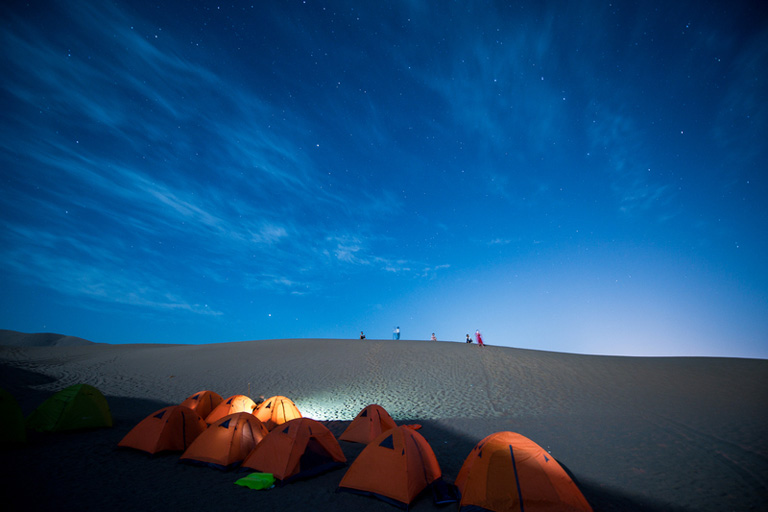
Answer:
1;1;766;357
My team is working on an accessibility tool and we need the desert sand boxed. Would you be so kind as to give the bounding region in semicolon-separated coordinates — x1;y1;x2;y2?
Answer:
1;332;766;511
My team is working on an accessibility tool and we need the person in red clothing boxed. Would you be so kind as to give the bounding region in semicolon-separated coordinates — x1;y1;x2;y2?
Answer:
475;330;484;347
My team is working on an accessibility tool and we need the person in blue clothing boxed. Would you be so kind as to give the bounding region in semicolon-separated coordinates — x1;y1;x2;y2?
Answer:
393;326;400;340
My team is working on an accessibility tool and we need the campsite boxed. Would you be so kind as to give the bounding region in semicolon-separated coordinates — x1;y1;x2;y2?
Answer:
1;333;767;511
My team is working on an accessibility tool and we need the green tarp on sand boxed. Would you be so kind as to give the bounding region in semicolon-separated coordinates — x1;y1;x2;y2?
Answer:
235;473;276;490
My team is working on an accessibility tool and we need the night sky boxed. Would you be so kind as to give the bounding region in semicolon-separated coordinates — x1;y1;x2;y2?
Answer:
2;1;766;357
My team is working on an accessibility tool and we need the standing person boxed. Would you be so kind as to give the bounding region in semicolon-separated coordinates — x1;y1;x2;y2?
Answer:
465;334;473;344
360;331;366;340
431;333;437;341
476;330;484;347
394;326;400;340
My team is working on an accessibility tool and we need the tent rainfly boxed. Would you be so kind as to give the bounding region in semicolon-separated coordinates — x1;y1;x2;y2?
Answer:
26;383;112;433
455;431;593;512
339;404;397;444
118;405;207;454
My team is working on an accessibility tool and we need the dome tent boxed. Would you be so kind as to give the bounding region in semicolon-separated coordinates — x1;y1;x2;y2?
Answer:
180;412;268;470
0;388;26;444
455;431;592;512
180;390;223;420
26;383;112;433
253;395;301;430
242;417;346;483
339;404;397;445
205;394;257;424
338;425;442;509
118;405;207;454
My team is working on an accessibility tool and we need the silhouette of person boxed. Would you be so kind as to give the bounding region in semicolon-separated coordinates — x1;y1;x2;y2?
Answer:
394;326;400;340
360;331;366;339
466;334;473;344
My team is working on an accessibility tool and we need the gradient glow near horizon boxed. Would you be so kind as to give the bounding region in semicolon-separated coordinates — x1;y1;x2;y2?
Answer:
1;1;766;358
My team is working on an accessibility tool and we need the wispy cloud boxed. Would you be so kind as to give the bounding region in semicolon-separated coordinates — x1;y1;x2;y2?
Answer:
1;225;221;316
406;5;563;147
1;2;423;315
587;109;678;218
713;29;768;177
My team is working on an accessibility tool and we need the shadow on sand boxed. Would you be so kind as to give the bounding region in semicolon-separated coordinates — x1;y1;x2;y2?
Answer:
2;363;693;512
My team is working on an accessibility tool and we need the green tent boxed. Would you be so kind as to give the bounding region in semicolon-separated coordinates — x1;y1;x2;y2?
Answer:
26;383;112;432
0;388;26;444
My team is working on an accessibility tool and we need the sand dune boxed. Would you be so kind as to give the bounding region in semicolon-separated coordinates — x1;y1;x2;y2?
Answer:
1;333;766;511
0;329;93;347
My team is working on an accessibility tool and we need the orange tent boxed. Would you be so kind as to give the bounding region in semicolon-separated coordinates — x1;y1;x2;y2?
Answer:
180;390;223;420
455;431;592;512
338;425;441;508
205;394;257;424
241;417;346;483
180;412;268;470
118;405;206;454
253;395;301;430
339;404;397;444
